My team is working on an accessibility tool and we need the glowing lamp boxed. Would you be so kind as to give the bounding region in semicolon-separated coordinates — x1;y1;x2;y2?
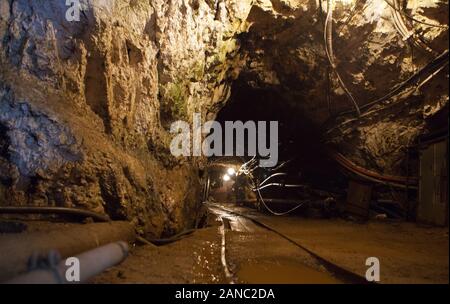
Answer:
227;168;236;176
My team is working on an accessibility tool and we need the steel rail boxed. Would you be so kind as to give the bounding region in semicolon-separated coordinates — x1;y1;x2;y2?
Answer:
209;203;372;284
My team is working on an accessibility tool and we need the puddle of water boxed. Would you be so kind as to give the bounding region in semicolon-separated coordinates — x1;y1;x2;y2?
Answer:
237;261;342;284
192;239;226;284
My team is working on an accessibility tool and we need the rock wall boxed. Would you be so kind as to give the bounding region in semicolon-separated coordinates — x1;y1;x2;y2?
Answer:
0;0;253;237
235;0;448;176
0;0;448;235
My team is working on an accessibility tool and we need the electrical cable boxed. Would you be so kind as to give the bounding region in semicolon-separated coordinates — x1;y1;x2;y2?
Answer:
253;183;305;191
145;229;196;246
324;0;362;116
329;150;418;189
337;0;365;36
0;206;110;222
390;0;438;55
238;156;258;175
360;49;448;110
244;170;307;216
258;173;288;187
269;159;293;172
237;162;307;216
333;49;449;117
384;0;448;29
255;185;306;216
321;0;448;123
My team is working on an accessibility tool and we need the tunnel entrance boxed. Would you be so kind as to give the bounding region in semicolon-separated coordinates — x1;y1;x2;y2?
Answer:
207;78;347;216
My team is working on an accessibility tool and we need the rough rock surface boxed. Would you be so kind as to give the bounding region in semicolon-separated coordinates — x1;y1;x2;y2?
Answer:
236;0;448;176
0;0;253;237
0;0;448;235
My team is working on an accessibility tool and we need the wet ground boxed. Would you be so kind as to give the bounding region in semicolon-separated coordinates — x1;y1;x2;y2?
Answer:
92;202;449;284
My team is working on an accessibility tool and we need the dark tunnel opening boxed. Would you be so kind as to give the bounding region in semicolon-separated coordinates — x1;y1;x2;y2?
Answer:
215;80;344;184
208;78;349;216
0;0;448;286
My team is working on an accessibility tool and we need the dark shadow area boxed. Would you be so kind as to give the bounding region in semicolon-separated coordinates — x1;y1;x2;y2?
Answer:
210;79;348;212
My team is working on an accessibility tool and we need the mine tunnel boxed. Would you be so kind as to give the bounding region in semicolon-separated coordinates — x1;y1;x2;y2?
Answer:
0;0;448;286
208;79;346;214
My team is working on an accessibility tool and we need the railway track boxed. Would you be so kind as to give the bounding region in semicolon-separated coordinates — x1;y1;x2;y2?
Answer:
207;202;372;284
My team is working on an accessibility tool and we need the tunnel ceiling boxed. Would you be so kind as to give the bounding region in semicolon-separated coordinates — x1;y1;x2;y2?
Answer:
0;0;448;236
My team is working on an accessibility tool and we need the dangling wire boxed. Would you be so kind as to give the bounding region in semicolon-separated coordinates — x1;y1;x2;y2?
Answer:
384;0;448;29
238;160;306;216
324;0;361;116
258;172;288;187
255;184;306;216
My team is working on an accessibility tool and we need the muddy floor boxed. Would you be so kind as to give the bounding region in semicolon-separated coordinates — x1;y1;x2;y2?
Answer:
92;203;449;284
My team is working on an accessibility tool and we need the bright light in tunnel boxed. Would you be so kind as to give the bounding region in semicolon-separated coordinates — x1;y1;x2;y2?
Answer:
223;174;231;182
227;168;236;176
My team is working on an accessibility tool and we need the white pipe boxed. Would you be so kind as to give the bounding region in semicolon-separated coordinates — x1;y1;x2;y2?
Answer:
5;242;129;284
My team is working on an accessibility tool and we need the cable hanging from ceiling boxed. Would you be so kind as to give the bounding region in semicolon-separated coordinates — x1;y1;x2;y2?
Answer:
333;49;449;117
237;158;307;216
383;0;448;29
324;0;362;116
321;0;448;120
389;0;439;55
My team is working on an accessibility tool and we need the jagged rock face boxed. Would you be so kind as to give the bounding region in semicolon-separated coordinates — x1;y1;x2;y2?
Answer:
0;0;448;235
0;0;253;237
235;0;448;176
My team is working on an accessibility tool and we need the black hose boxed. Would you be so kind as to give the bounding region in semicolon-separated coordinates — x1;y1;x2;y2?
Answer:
146;229;196;246
324;0;361;116
384;0;448;29
0;206;110;222
333;49;449;117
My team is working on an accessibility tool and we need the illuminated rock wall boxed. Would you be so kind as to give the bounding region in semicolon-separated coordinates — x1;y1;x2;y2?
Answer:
0;0;448;234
